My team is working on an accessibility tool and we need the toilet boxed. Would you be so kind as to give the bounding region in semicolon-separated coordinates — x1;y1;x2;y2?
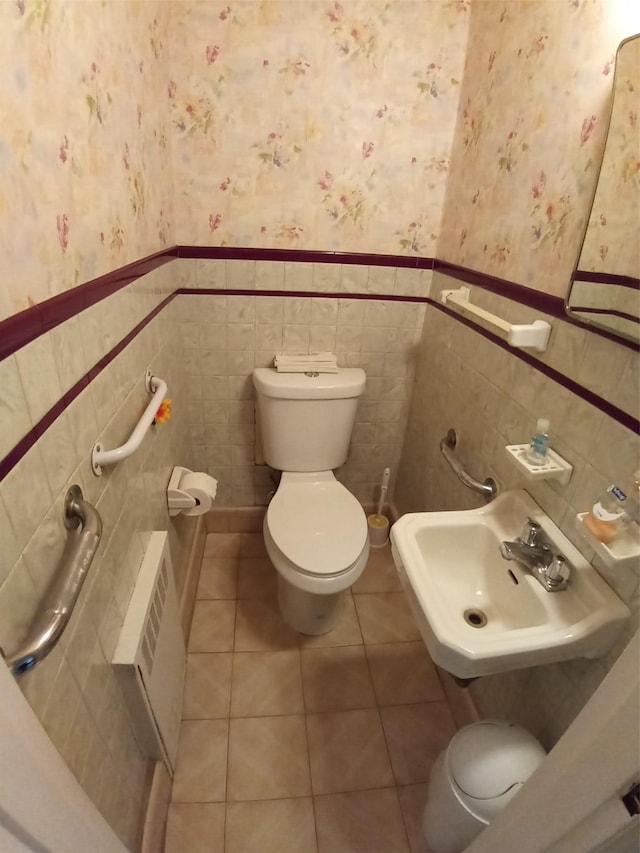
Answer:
252;367;369;635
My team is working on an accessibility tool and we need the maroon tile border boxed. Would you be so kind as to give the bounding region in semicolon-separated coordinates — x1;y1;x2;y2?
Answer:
1;246;637;486
176;245;433;269
573;270;640;290
176;287;427;302
433;259;567;317
0;247;177;363
0;293;176;484
434;300;639;435
2;245;637;362
570;306;639;324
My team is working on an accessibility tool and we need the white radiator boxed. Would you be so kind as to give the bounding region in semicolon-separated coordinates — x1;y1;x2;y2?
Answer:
112;531;185;773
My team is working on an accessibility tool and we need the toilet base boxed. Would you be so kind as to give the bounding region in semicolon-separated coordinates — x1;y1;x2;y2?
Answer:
278;576;343;635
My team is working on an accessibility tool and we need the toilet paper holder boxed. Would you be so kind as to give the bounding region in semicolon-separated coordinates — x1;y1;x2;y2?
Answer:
167;466;217;517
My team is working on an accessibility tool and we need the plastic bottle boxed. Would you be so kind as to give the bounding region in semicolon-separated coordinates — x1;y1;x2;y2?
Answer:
525;418;550;465
583;471;640;544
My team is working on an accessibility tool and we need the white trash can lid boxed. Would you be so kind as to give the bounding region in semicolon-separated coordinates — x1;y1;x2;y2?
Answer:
447;721;545;814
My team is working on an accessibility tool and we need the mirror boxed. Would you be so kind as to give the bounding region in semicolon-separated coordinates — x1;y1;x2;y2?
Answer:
567;34;639;345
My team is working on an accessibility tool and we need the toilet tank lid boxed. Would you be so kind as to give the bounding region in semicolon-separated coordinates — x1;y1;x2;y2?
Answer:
447;722;546;801
253;367;366;399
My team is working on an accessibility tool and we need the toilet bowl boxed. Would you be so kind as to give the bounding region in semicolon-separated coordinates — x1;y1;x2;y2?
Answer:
264;471;369;634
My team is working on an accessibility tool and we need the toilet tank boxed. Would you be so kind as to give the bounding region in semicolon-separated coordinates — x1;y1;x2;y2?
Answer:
253;368;366;472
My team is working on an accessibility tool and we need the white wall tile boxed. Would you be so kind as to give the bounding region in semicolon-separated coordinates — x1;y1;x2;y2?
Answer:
257;260;285;290
196;259;226;289
226;260;256;290
0;354;33;460
15;332;62;425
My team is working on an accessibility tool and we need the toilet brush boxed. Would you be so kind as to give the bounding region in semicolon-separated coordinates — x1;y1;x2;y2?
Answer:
368;468;391;548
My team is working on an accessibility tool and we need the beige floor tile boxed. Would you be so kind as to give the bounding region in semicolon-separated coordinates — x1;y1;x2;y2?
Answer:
204;531;244;557
366;642;445;705
227;715;311;801
165;802;225;853
299;594;363;648
182;653;233;720
397;783;432;853
301;646;376;712
171;719;228;803
307;709;394;794
196;556;238;600
315;788;410;853
225;798;317;853
237;557;278;599
231;650;304;717
240;532;268;556
234;598;300;651
354;592;421;644
352;545;402;593
188;600;236;652
380;703;457;785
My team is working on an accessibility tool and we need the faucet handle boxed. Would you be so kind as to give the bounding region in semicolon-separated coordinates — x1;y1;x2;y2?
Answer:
546;554;570;585
521;519;542;546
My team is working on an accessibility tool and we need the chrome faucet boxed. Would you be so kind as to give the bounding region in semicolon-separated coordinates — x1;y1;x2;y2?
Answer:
499;519;571;592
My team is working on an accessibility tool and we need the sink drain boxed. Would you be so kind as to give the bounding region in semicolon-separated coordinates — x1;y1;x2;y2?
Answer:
464;608;488;628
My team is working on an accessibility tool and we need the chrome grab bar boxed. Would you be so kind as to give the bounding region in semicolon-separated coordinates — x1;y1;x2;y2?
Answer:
2;485;102;677
440;429;497;503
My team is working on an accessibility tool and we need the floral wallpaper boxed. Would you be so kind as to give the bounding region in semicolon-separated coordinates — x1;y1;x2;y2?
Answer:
576;34;639;279
437;0;637;297
168;0;470;253
0;0;173;322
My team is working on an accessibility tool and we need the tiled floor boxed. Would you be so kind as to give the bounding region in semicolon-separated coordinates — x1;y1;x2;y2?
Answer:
165;528;456;853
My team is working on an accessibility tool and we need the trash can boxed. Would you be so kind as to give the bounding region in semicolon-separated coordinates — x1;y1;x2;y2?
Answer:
423;721;546;853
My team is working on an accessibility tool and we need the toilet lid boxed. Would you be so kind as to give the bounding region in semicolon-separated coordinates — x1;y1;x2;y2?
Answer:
268;475;368;575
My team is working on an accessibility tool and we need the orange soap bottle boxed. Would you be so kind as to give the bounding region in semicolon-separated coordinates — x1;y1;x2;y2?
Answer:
583;471;640;544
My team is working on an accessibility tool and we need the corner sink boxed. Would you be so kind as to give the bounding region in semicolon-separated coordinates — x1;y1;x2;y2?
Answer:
390;490;629;679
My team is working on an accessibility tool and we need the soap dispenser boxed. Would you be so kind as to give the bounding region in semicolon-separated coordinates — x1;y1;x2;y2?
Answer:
525;418;550;465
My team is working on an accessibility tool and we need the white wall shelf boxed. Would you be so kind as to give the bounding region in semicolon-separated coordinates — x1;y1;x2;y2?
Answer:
505;444;573;485
575;512;640;570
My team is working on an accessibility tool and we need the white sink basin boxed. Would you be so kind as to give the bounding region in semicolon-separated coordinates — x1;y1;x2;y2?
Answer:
390;490;629;679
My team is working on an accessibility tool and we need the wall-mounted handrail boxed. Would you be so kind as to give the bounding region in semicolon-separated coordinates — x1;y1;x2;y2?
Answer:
2;486;102;677
440;429;497;503
441;286;552;352
91;372;167;475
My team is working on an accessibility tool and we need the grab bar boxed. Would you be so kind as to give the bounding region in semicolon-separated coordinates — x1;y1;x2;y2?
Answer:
440;429;497;503
91;371;167;475
2;485;102;676
440;286;551;352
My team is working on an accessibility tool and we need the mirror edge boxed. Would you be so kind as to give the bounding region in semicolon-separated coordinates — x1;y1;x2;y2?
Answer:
565;32;640;347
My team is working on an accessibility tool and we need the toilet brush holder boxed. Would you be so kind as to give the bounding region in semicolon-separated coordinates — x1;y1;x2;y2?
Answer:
368;514;390;548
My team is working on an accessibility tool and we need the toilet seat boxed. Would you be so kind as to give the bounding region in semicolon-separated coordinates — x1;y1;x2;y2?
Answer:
266;472;368;577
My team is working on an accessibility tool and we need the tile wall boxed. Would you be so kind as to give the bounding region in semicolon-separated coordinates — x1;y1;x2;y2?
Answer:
0;260;195;849
179;257;431;506
396;270;639;749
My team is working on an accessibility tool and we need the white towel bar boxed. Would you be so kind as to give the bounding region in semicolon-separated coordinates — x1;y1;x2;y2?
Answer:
91;371;168;475
441;286;551;352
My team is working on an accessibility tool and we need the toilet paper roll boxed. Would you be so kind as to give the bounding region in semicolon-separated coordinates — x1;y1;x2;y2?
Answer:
179;471;218;516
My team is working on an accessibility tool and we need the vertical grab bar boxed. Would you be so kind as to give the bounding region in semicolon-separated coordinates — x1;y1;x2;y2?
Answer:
1;485;102;676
